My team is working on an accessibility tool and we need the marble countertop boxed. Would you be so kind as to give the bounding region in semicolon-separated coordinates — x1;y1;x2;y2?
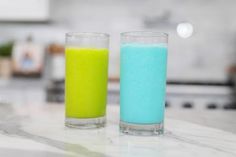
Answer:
0;103;236;157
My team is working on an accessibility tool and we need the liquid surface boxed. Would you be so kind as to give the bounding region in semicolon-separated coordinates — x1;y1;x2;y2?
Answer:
65;47;108;118
120;43;167;124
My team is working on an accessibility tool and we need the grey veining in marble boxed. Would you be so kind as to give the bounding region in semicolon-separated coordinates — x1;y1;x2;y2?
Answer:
0;103;236;157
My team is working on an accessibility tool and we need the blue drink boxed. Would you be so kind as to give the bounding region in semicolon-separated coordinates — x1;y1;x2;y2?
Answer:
121;43;167;123
120;31;168;135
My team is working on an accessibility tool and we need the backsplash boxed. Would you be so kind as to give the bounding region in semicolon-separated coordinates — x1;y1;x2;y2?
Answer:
0;0;236;82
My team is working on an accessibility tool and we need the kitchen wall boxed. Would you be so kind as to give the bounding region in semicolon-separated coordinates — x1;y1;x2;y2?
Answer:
0;0;236;82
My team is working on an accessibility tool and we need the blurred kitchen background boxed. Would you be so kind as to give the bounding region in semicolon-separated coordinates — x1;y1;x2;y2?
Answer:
0;0;236;110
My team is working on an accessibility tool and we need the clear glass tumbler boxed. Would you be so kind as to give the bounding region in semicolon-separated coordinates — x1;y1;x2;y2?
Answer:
120;31;168;135
65;32;109;129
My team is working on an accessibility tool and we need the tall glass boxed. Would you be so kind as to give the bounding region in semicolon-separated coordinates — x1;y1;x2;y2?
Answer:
120;31;168;135
65;32;109;129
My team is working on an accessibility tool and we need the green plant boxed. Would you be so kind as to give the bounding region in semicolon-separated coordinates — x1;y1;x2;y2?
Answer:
0;42;14;57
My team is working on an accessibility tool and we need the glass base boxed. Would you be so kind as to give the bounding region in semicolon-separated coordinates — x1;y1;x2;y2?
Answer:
65;116;106;129
120;121;164;136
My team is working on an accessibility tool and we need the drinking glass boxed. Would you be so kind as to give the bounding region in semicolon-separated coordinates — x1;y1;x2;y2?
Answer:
120;31;168;135
65;32;109;128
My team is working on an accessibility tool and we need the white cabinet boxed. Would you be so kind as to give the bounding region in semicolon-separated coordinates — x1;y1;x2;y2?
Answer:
0;0;49;21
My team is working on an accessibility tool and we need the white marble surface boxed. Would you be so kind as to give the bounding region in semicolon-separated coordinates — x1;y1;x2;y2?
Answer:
0;103;236;157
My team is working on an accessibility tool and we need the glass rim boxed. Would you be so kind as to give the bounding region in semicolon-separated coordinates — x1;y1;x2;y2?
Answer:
66;32;109;38
121;31;168;38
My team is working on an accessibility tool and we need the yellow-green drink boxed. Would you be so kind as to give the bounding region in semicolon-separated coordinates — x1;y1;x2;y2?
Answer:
65;32;109;128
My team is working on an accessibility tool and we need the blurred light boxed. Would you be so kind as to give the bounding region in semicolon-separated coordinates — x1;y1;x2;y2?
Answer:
177;22;193;38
